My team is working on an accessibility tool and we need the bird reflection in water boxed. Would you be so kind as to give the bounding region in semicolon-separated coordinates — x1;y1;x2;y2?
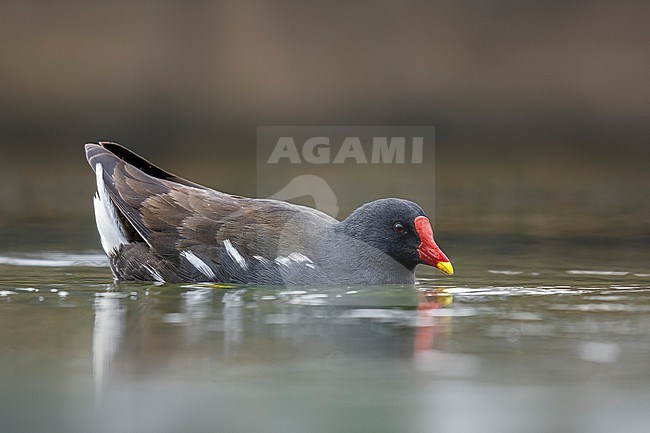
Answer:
91;285;457;404
92;289;126;403
414;289;453;353
412;288;480;377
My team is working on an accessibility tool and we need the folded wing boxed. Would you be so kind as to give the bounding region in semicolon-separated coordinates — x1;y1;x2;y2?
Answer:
85;142;334;283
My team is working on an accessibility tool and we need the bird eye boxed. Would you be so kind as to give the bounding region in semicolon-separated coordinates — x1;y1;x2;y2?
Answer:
393;222;405;234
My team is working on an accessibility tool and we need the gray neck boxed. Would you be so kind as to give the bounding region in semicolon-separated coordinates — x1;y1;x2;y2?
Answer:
318;226;415;285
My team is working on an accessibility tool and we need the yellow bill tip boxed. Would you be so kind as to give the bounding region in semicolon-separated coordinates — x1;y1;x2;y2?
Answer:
435;261;454;275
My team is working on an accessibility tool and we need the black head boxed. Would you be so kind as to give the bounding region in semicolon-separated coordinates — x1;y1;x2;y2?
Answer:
337;198;453;273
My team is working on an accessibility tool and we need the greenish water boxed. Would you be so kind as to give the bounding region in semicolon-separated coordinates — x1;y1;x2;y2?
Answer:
1;234;649;433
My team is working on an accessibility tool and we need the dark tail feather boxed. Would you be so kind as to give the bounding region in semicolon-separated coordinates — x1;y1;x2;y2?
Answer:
84;141;207;189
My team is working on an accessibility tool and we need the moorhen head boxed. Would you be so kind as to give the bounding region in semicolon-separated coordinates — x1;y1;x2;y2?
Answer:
335;198;453;274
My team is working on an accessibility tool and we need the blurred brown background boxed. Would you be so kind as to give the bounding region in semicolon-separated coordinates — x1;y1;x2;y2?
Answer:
0;0;648;248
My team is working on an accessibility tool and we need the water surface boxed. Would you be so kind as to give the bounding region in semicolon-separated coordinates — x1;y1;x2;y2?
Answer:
1;236;649;433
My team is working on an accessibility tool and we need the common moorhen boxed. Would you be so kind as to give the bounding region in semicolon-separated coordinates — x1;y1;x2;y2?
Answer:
86;142;453;285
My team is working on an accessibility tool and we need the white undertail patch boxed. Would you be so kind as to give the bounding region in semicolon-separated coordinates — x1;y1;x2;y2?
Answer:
223;239;248;269
93;163;128;255
181;250;216;280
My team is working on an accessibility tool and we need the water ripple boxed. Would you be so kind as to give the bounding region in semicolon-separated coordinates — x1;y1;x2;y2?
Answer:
0;252;108;267
568;270;629;276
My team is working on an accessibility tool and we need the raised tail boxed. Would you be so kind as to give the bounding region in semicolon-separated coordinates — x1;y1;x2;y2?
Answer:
85;142;206;189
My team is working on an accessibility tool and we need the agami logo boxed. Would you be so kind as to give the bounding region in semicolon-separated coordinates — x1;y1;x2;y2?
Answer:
266;136;425;164
257;126;435;218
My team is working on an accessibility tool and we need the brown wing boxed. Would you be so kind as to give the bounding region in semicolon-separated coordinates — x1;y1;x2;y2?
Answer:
85;142;335;267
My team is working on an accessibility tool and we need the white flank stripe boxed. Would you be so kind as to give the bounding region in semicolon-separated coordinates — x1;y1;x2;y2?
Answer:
288;252;315;267
143;264;165;284
275;253;316;269
253;255;271;264
223;240;248;269
274;256;292;268
93;163;128;255
181;251;216;279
